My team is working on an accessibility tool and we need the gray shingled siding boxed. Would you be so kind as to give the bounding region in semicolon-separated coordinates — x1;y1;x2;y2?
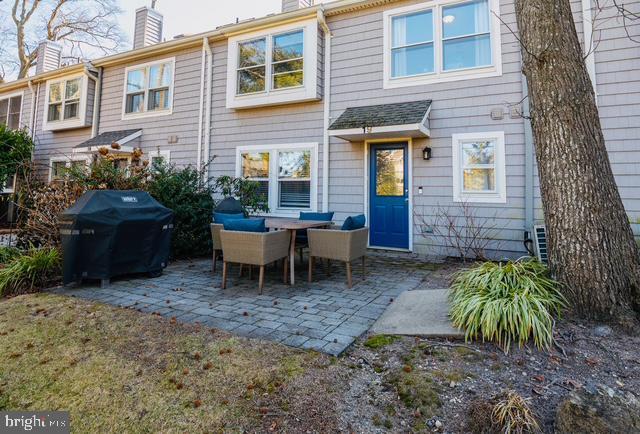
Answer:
207;38;326;212
325;0;527;257
98;47;204;168
1;0;638;256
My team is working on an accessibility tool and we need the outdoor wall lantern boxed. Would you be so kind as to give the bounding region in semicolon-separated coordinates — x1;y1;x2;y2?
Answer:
422;146;432;160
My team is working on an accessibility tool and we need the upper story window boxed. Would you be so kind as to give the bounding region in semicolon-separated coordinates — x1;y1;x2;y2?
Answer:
384;0;501;89
452;131;506;203
236;143;318;215
48;78;81;122
0;93;23;130
226;18;319;109
123;58;175;119
236;30;304;96
43;74;91;131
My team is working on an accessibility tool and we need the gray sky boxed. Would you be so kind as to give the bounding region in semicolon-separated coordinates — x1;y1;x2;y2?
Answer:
119;0;335;47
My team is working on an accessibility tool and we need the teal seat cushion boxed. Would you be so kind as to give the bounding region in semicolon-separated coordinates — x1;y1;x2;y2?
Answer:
341;214;366;231
299;211;334;221
224;218;266;233
213;212;244;224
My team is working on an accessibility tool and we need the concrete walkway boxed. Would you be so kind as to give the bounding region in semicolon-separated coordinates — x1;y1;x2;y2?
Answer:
371;289;464;338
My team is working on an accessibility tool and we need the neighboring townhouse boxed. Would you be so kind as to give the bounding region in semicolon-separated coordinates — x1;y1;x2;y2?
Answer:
0;0;638;258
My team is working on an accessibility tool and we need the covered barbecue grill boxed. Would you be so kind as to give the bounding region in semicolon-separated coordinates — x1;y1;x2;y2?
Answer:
60;190;174;285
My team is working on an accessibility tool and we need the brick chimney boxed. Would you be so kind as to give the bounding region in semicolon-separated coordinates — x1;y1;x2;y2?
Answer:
35;41;62;75
282;0;314;13
133;5;163;50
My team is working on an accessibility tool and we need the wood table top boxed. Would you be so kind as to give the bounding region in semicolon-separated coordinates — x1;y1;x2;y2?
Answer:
262;217;333;230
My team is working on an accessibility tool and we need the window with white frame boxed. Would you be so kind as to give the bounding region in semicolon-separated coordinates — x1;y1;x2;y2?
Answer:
226;19;319;109
237;144;317;214
236;29;304;95
149;150;171;170
123;58;174;118
0;93;23;130
47;78;82;122
452;132;506;203
384;0;501;88
49;157;89;182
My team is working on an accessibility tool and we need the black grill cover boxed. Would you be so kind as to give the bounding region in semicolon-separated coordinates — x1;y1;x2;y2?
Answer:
60;190;174;284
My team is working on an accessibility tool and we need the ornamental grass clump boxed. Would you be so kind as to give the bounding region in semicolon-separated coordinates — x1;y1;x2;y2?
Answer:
449;258;566;352
0;247;61;296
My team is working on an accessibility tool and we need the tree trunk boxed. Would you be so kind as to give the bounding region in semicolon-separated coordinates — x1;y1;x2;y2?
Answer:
515;0;640;323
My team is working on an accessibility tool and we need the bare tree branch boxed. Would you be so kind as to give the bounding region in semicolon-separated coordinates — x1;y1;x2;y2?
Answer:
4;0;124;79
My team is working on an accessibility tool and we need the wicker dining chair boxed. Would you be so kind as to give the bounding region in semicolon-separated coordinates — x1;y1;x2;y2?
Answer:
307;227;369;288
219;229;291;293
210;223;223;272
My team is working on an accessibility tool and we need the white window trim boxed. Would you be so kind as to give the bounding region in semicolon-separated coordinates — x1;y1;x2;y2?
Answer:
149;149;171;166
452;131;506;203
121;57;176;120
235;142;318;216
43;74;89;131
0;90;24;130
226;18;319;109
383;0;502;89
48;155;91;182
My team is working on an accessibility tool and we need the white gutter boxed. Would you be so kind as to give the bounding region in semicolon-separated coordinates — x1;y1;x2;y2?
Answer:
197;37;207;171
203;39;213;170
582;0;597;102
318;10;332;213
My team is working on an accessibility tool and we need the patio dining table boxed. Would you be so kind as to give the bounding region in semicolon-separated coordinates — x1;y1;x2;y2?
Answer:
263;217;333;285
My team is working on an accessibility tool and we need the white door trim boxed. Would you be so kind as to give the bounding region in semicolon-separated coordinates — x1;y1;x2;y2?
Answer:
363;138;413;252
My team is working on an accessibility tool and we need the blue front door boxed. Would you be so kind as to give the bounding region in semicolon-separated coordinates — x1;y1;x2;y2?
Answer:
369;142;409;249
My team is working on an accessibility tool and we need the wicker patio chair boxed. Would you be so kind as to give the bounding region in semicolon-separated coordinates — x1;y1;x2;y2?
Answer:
210;223;223;272
220;229;291;293
307;227;369;288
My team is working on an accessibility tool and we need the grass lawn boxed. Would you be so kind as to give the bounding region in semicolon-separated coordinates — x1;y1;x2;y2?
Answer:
0;294;342;433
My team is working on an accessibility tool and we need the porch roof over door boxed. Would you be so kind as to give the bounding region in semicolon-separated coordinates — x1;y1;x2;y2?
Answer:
328;100;432;141
73;129;142;154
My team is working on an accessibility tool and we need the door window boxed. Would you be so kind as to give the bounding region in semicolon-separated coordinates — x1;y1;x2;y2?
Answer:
375;148;405;196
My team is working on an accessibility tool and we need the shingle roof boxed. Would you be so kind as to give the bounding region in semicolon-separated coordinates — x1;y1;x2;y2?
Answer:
74;129;141;148
328;100;432;130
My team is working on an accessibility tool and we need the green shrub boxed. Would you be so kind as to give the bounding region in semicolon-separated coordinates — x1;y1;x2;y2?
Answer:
146;163;215;259
67;155;148;190
0;247;61;296
0;125;33;189
0;246;21;264
449;259;566;352
213;175;269;215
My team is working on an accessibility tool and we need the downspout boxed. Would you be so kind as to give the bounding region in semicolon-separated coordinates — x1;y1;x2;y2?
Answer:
581;0;597;102
85;67;103;138
27;80;37;139
318;9;332;213
203;38;213;171
33;83;41;151
197;37;207;171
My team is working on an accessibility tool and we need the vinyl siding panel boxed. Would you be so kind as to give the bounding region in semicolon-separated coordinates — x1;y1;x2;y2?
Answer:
99;47;204;167
207;38;325;212
8;0;638;256
27;79;92;178
326;0;527;258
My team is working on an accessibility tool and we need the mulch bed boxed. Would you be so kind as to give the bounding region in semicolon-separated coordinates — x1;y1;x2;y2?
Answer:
335;261;640;433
